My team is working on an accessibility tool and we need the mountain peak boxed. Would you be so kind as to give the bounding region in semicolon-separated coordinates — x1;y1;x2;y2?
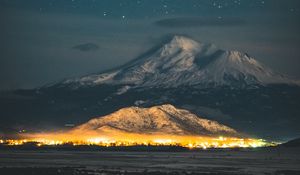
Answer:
162;35;201;52
157;104;177;110
73;104;238;136
167;35;201;51
60;35;298;88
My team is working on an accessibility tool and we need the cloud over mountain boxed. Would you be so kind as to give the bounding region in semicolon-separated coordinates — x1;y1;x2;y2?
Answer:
154;17;246;28
72;43;99;52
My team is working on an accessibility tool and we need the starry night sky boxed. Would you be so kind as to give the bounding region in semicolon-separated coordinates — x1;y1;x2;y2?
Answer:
0;0;299;90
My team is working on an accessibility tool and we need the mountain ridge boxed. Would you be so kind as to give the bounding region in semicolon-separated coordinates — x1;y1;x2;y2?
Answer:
72;104;238;137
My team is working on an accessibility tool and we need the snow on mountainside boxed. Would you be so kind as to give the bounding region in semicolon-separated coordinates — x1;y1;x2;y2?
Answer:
61;35;298;88
72;104;237;136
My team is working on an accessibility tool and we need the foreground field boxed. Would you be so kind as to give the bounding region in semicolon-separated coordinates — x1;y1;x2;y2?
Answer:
0;147;299;175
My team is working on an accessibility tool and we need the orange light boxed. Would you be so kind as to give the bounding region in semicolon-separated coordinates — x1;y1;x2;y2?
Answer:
1;133;274;149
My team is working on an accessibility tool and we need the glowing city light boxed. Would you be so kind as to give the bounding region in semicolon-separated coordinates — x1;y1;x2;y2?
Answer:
0;134;274;149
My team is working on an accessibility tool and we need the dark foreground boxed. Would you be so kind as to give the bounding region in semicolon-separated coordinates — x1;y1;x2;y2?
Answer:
0;147;300;175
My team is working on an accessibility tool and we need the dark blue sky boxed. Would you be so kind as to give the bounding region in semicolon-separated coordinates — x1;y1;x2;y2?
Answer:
0;0;300;90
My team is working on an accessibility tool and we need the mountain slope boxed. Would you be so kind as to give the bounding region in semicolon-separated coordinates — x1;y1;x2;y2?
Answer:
72;104;237;136
61;35;298;89
281;138;300;147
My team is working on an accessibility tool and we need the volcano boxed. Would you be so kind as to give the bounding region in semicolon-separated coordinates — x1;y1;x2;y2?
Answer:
60;35;298;89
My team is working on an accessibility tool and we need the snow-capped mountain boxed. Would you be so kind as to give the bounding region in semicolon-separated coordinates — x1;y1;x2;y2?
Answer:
61;35;298;89
72;104;237;136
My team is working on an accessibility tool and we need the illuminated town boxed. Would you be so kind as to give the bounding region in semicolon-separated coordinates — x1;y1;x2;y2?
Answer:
0;135;273;149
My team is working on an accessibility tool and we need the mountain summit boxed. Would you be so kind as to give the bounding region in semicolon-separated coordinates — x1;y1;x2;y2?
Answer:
72;104;238;136
62;35;298;89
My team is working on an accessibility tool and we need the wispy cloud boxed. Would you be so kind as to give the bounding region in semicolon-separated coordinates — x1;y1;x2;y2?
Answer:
154;17;246;28
72;43;99;52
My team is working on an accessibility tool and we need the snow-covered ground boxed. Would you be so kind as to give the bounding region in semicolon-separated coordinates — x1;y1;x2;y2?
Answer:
0;148;299;175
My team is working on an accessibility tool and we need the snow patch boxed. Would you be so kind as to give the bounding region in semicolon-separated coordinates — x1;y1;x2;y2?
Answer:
115;85;131;95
